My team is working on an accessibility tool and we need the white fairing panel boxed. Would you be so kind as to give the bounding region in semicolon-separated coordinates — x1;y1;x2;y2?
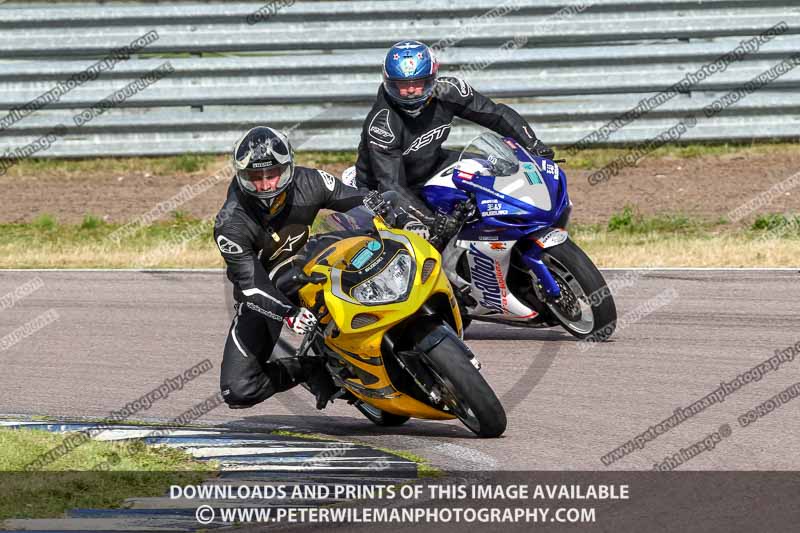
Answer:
494;160;553;211
458;240;538;319
425;159;555;213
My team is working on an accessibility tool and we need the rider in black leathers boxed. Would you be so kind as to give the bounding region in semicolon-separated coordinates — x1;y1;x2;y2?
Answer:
214;126;364;410
352;40;555;241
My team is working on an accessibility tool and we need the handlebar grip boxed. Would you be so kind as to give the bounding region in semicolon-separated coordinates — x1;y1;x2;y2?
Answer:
296;272;327;285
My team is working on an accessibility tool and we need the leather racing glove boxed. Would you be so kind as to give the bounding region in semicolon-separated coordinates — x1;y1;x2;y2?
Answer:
525;138;555;160
284;307;317;335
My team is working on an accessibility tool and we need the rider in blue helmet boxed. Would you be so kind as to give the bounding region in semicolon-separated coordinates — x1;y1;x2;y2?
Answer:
382;40;440;117
349;40;555;247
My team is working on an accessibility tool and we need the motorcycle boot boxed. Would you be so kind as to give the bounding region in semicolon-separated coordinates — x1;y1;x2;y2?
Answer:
273;355;338;410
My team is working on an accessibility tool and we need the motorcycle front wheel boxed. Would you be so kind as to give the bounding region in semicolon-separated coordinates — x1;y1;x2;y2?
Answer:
538;239;617;340
418;327;506;438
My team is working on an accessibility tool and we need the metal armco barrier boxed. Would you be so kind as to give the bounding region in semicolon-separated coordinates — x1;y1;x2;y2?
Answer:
0;0;798;157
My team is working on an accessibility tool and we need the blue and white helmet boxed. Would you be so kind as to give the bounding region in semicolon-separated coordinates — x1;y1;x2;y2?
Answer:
382;40;439;116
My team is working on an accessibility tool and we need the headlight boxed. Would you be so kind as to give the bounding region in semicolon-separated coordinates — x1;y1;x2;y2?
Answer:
352;252;414;304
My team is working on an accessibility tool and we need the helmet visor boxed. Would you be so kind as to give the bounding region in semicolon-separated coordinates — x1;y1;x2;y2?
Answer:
384;76;436;104
237;163;292;197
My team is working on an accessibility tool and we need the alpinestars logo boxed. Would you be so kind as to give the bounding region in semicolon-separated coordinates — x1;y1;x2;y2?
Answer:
268;233;306;261
368;109;395;143
216;235;244;255
403;124;451;155
469;244;508;314
318;170;336;191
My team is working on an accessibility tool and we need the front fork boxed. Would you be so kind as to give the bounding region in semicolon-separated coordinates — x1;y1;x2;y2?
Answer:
517;228;570;300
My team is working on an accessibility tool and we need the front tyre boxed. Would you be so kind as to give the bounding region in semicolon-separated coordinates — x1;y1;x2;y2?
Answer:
419;327;506;438
540;239;617;340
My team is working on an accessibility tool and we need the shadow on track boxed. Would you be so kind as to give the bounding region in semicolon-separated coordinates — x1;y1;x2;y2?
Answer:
464;323;575;342
221;412;479;440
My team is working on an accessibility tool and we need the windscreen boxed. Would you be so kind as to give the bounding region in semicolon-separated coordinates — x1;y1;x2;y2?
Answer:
313;205;375;235
459;132;520;177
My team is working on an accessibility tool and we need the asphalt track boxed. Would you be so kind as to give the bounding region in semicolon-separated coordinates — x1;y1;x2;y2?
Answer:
1;269;798;472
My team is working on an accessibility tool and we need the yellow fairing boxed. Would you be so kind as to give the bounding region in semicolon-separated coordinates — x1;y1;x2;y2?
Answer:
297;219;462;419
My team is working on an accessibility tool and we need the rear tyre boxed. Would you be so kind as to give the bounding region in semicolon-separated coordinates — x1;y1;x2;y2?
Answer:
419;328;506;438
539;239;617;340
354;401;410;427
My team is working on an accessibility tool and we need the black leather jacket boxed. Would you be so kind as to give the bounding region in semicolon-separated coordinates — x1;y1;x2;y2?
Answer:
355;76;541;218
214;167;363;321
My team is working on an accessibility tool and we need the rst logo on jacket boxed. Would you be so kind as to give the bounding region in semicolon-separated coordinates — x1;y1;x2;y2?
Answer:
403;124;451;155
437;77;473;98
368;109;395;143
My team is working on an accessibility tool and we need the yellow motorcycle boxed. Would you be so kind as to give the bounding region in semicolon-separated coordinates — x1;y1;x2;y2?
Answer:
278;204;506;438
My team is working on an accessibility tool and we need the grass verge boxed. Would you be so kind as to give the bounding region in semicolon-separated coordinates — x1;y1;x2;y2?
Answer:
370;446;442;478
0;427;217;520
563;140;800;170
3;151;356;179
569;206;800;267
6;140;798;178
2;210;798;268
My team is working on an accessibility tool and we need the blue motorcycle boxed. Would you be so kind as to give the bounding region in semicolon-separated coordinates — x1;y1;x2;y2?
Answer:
421;132;617;339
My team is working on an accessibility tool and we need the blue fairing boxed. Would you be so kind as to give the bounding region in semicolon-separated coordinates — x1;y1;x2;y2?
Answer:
422;185;469;215
422;145;570;242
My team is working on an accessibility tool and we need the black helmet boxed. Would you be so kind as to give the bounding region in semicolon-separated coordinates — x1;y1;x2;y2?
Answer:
232;126;295;211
